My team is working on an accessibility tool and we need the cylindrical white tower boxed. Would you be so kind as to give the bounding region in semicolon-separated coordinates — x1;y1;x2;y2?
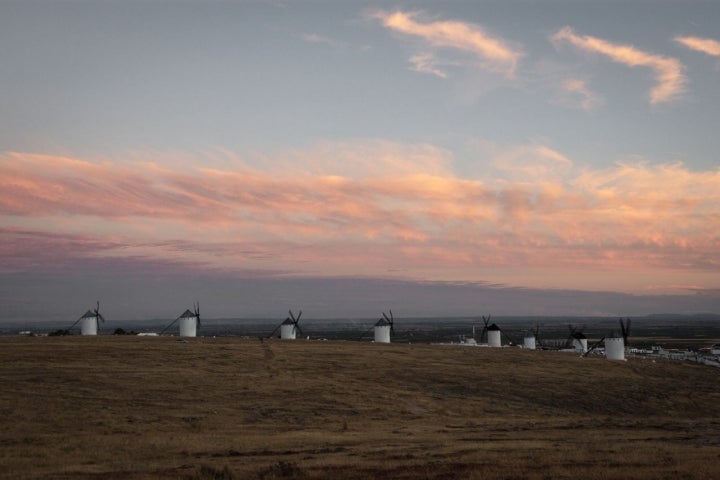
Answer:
178;314;198;337
374;319;391;343
523;335;536;350
280;319;297;339
605;337;626;361
572;337;588;353
487;325;501;347
80;316;97;336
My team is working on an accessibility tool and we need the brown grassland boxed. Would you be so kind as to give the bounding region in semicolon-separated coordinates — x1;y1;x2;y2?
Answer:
1;336;719;479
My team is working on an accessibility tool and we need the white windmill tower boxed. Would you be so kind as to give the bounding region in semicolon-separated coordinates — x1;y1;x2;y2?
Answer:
487;323;502;347
566;325;588;353
523;325;540;350
68;301;105;335
373;311;394;343
161;302;201;337
268;310;303;339
605;318;630;361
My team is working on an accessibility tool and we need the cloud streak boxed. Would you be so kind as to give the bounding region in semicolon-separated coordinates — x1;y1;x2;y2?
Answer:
674;35;720;57
551;27;686;104
375;10;522;77
2;145;719;293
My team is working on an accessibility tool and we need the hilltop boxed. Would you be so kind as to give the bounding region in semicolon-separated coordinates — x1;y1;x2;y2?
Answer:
1;336;719;479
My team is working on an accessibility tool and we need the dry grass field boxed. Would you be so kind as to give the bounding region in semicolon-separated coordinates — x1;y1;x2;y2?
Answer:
1;336;719;479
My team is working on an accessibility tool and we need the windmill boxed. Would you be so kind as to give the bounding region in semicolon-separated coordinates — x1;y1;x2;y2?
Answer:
161;302;201;337
373;310;394;343
487;322;502;347
604;318;631;360
478;315;491;344
268;310;303;339
565;325;587;353
67;301;105;336
523;324;540;350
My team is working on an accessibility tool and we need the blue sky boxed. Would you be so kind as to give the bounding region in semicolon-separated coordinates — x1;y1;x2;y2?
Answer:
1;1;719;321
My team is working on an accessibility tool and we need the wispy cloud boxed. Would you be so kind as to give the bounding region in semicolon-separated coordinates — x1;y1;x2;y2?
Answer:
374;10;522;78
674;35;720;57
551;27;686;104
2;146;719;291
561;78;602;111
302;33;342;48
408;52;448;78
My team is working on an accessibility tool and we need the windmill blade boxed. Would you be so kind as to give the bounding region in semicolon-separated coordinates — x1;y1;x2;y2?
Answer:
533;325;541;342
619;318;630;344
565;325;577;348
194;302;201;328
296;310;302;322
267;321;283;339
499;327;516;346
159;315;182;335
582;337;605;357
295;324;304;337
67;317;83;332
382;312;390;322
480;326;488;342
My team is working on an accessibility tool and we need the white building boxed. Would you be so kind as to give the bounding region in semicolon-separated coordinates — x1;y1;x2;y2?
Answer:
605;337;626;361
374;318;391;343
572;333;588;353
280;318;297;339
79;310;99;336
178;309;199;337
487;324;502;347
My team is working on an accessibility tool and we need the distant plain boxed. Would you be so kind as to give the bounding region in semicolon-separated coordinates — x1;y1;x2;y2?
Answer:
1;334;719;479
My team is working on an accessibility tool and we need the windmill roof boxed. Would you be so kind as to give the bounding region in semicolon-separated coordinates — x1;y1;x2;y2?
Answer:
80;310;96;319
487;323;501;331
375;318;390;326
572;332;587;339
179;309;196;318
282;318;294;325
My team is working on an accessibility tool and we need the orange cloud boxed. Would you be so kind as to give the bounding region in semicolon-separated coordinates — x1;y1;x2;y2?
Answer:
2;146;719;291
375;10;522;77
675;35;720;57
551;27;686;104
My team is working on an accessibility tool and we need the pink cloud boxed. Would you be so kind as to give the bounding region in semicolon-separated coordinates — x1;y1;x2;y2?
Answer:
561;78;602;111
551;27;686;104
375;10;522;77
2;147;719;292
675;35;720;57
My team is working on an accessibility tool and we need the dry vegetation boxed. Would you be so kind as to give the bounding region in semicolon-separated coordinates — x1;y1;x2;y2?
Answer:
1;336;719;479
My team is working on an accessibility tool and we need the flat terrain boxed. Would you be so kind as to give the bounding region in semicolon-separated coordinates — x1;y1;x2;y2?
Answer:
1;336;719;479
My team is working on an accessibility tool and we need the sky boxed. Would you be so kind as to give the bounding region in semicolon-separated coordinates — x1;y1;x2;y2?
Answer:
1;1;719;322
